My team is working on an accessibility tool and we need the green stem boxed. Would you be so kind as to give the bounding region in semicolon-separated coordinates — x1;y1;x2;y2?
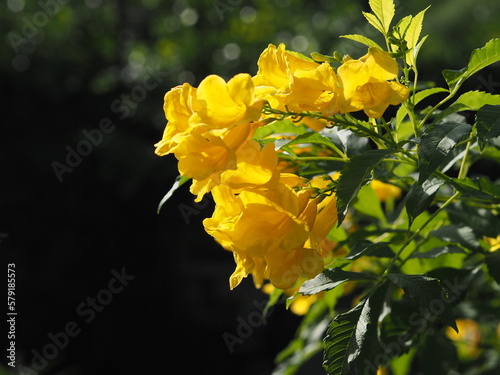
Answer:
417;93;454;130
381;191;461;277
279;155;347;163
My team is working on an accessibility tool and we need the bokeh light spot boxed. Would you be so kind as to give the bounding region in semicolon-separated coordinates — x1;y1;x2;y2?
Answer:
180;8;199;27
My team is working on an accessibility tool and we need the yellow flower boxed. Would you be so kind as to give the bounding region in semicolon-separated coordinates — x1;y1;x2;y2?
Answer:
190;73;263;130
154;82;198;156
189;130;280;201
370;180;402;202
203;175;338;289
337;48;410;118
445;319;482;359
253;43;340;115
484;234;500;252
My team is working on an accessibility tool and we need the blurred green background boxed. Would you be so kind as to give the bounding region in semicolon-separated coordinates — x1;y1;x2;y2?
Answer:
1;0;499;374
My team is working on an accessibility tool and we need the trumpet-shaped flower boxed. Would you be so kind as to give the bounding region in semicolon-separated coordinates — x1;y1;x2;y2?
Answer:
253;43;340;115
337;47;410;118
190;73;263;131
203;175;338;289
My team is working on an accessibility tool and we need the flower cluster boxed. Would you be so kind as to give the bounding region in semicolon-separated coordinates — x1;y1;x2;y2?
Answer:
155;43;409;290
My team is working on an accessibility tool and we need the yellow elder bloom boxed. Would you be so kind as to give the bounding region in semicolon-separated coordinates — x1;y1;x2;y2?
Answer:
337;48;410;118
190;73;263;130
154;82;198;156
203;176;338;289
445;319;482;359
370;180;402;202
253;43;340;115
484;234;500;252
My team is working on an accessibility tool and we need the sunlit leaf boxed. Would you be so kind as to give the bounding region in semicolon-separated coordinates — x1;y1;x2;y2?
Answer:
442;38;500;93
157;175;191;214
404;6;430;66
299;268;376;296
363;11;385;35
340;34;382;49
369;0;395;33
435;91;500;124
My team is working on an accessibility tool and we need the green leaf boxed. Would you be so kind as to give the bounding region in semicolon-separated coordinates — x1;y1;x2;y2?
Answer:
253;119;309;140
418;122;471;183
450;176;500;200
485;251;500;284
435;91;500;124
157;175;191;214
323;303;364;375
430;225;480;252
352;184;386;223
387;274;458;332
348;284;391;374
283;132;344;152
363;11;385;35
404;6;430;66
368;0;395;33
340;34;382;50
442;38;500;93
345;240;394;260
405;177;444;227
476;104;500;151
409;245;466;259
299;268;376;296
336;149;394;224
310;51;340;63
396;87;448;127
447;201;500;237
323;284;390;375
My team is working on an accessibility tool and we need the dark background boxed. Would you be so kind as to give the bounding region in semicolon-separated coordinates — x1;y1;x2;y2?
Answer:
1;1;499;374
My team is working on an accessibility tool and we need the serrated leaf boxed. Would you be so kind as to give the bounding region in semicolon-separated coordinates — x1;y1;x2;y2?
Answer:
405;177;444;227
283;132;343;152
395;15;412;38
451;176;500;200
404;6;430;66
410;245;466;259
435;91;500;124
363;11;385;35
430;225;480;251
485;251;500;284
346;240;394;260
157;175;191;214
348;284;390;374
476;104;500;151
418;122;471;183
299;268;376;296
323;303;364;375
369;0;395;33
447;201;500;238
336;149;394;224
387;274;458;332
442;38;500;93
340;34;382;50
